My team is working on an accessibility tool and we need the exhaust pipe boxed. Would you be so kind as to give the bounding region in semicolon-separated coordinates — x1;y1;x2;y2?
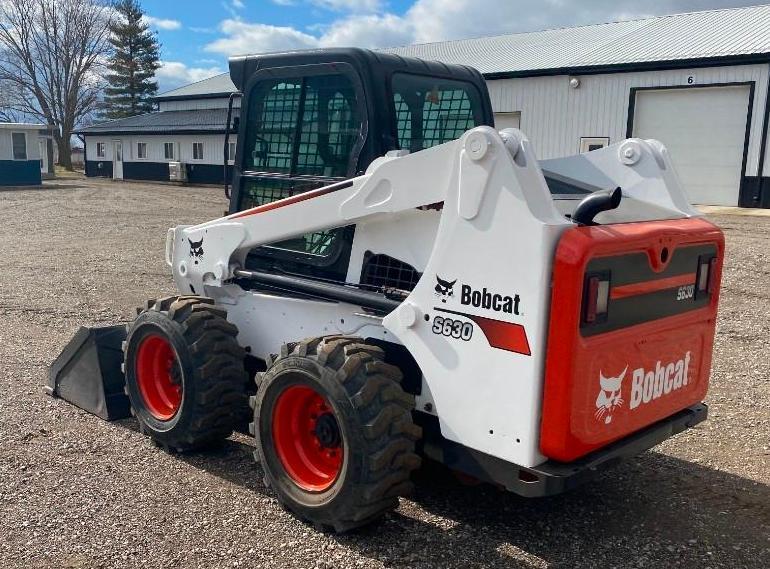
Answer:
572;187;623;226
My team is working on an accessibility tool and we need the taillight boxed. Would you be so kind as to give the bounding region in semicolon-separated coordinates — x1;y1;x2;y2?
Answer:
583;273;610;324
696;255;717;298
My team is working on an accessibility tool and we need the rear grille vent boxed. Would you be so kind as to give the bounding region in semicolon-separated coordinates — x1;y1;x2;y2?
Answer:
360;253;421;292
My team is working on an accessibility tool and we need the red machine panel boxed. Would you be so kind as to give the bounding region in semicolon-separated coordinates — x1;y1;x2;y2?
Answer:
541;218;724;462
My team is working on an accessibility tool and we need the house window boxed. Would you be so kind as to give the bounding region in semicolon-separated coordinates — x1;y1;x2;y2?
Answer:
164;142;175;160
580;137;610;153
227;141;236;163
11;132;27;160
192;142;204;160
96;142;106;158
137;142;147;159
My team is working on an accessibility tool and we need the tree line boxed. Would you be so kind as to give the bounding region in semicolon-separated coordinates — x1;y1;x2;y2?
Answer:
0;0;161;170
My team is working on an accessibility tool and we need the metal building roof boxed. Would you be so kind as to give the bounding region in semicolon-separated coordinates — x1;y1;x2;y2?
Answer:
155;73;236;101
75;108;238;135
384;4;770;77
0;122;46;130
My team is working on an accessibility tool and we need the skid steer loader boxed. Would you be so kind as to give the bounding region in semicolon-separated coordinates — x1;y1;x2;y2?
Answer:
48;48;724;532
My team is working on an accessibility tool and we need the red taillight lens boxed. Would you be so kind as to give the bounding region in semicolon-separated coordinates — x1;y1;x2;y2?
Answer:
583;274;610;324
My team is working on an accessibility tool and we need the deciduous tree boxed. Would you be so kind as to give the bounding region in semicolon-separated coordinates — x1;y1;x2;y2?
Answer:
0;0;112;170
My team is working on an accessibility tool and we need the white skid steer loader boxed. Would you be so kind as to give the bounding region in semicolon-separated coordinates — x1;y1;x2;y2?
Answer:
48;48;724;532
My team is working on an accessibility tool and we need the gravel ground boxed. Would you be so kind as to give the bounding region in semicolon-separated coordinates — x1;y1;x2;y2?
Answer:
0;178;768;569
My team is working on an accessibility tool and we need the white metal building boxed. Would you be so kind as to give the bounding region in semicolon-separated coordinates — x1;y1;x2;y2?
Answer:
0;123;54;186
79;5;770;206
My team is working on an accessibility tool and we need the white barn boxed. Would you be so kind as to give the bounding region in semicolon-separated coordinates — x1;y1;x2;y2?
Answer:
79;5;770;207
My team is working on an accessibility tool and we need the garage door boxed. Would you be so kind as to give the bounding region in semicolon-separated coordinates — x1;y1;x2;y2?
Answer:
632;85;751;206
494;112;521;130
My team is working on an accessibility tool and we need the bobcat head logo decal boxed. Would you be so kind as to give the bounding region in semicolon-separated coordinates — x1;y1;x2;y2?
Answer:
189;237;204;265
434;276;456;303
595;366;627;424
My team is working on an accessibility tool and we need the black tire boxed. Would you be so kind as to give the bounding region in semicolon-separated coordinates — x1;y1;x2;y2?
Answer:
251;336;422;533
123;295;248;452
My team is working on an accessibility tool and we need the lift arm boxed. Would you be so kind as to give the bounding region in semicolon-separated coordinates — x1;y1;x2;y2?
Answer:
167;127;561;296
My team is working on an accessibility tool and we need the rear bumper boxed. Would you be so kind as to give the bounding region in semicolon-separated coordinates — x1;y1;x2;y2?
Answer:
418;403;707;498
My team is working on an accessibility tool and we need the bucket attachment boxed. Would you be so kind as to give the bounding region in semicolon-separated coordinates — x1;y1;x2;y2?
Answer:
45;325;131;421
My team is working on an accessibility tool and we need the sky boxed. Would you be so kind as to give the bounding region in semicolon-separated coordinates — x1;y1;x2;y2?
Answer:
142;0;760;93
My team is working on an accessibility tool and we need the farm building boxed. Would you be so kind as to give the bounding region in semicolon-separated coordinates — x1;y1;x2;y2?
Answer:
78;4;770;207
0;123;54;186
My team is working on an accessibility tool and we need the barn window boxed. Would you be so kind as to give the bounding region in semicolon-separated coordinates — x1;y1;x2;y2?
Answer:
11;132;27;160
137;142;148;159
96;142;106;158
227;141;236;164
192;142;204;160
164;142;175;160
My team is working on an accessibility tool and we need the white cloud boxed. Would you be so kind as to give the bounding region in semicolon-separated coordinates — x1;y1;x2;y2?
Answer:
204;13;414;56
320;13;414;48
142;15;182;31
205;19;318;55
311;0;382;12
222;0;246;18
156;61;225;92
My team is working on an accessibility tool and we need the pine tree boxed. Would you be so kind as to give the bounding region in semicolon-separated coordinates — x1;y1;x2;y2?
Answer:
102;0;160;119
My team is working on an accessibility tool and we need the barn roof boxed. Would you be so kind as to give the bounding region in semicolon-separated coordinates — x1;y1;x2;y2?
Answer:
384;5;770;77
155;73;236;101
75;108;239;135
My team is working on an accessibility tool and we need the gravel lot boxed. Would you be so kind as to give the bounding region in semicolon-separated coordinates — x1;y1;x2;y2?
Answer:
0;178;768;569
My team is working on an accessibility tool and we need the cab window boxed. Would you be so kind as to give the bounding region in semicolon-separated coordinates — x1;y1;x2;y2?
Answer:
243;74;360;178
391;73;485;152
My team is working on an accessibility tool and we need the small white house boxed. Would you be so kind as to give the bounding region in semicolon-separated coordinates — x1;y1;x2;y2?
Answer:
0;123;53;186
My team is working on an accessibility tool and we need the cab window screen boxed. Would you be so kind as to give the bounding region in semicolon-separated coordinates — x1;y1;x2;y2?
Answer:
391;73;484;152
243;74;360;178
245;80;301;173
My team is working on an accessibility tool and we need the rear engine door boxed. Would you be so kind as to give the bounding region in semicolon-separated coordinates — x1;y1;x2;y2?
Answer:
541;218;724;462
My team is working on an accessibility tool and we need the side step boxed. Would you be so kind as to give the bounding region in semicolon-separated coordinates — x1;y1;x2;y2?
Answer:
45;325;131;421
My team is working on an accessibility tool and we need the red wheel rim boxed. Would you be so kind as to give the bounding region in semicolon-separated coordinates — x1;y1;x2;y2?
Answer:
135;334;182;421
272;385;344;492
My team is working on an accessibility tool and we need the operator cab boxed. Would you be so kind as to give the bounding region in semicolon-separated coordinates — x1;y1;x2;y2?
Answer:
226;48;494;282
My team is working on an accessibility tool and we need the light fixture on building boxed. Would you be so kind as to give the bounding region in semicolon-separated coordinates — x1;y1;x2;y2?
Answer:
569;77;581;89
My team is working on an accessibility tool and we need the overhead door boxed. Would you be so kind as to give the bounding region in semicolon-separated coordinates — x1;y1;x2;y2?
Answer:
632;85;751;206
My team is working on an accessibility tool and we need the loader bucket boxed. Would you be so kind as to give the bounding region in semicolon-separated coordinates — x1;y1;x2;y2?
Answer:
45;325;131;421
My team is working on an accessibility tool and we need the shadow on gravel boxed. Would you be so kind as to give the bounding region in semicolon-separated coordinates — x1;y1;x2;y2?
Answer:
112;418;770;568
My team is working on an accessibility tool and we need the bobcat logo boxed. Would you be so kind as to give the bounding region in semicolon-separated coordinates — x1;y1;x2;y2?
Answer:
189;237;204;265
434;276;456;303
595;366;627;424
